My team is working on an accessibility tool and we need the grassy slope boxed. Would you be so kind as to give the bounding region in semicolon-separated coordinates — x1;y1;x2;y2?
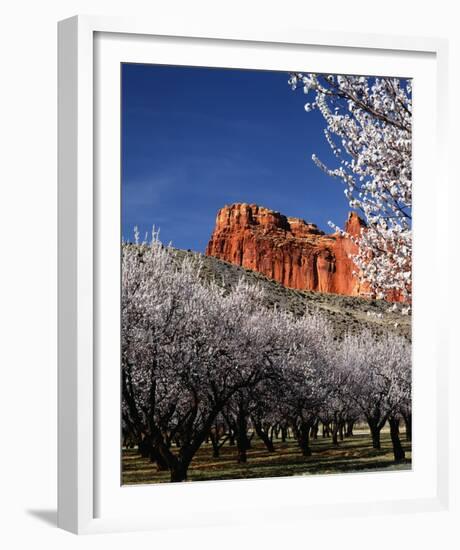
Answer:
174;249;411;339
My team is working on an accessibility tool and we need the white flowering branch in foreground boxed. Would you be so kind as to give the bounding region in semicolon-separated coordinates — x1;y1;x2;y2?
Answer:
289;73;412;304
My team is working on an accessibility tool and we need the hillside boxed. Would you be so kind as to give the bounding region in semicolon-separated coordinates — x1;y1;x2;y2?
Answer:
174;248;411;340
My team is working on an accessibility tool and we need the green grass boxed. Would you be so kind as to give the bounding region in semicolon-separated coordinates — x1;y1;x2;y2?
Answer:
122;430;411;485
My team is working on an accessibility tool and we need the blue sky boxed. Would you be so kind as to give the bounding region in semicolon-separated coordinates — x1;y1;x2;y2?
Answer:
122;63;351;251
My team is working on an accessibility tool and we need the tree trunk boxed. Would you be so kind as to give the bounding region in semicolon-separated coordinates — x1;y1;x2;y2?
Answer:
254;423;275;453
150;447;169;470
332;427;339;446
389;416;405;462
300;437;311;456
236;429;250;463
311;419;319;440
170;462;188;482
237;446;247;463
345;420;354;437
369;422;381;449
259;432;275;453
138;436;151;458
402;412;412;442
281;426;287;443
209;428;224;459
235;410;251;463
138;437;169;470
331;417;339;446
264;437;275;453
296;424;312;457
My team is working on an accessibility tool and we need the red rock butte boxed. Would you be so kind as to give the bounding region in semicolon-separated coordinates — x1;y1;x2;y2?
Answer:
205;203;369;298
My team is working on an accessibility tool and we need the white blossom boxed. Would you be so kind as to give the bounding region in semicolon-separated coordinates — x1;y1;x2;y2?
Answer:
290;73;412;302
122;230;411;477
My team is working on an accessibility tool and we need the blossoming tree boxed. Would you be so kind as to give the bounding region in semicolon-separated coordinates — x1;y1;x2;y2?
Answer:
289;73;412;302
122;230;412;481
338;329;411;460
122;233;295;481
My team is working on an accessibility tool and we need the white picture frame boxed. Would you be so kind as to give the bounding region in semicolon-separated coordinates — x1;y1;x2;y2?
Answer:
58;15;450;535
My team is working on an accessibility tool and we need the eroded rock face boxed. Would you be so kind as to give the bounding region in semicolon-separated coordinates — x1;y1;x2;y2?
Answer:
205;203;368;297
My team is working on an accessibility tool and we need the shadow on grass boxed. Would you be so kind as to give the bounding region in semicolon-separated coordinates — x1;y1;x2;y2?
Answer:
122;431;412;485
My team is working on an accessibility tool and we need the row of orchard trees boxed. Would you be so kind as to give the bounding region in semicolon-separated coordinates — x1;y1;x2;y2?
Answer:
122;233;411;482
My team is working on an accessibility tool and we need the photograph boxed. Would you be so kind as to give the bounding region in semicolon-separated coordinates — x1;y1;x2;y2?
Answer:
120;63;412;485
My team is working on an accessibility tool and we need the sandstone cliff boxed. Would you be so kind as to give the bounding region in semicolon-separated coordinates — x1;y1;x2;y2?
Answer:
205;203;369;298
